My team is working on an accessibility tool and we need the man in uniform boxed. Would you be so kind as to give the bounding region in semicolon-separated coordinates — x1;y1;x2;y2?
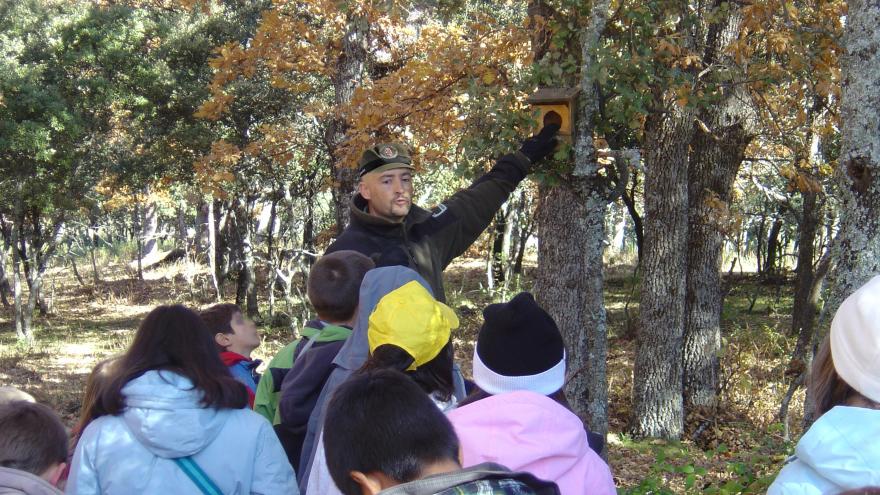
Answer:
325;124;560;302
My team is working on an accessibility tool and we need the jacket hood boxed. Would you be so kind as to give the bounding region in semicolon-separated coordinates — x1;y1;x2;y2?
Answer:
793;405;880;489
332;266;432;371
301;321;352;342
0;467;62;495
120;370;230;458
448;391;609;494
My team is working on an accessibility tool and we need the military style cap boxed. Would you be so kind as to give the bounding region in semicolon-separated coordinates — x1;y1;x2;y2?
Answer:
357;143;414;177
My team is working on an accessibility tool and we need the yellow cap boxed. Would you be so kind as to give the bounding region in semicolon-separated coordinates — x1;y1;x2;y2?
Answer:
368;281;459;371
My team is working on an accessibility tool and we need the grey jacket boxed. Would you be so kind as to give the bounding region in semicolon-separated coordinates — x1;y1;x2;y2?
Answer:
0;467;62;495
296;266;465;492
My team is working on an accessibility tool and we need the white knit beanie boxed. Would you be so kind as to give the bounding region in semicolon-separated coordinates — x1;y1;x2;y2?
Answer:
830;275;880;403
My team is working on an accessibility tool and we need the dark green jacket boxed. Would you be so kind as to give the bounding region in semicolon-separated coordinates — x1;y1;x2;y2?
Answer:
252;322;352;425
325;152;532;302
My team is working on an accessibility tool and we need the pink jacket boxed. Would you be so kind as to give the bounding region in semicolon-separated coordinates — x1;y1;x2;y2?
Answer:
447;391;615;495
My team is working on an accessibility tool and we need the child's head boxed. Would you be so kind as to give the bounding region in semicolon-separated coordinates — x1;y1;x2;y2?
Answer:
813;276;880;416
73;357;118;441
362;280;459;401
0;401;68;487
101;304;249;415
308;250;375;323
200;303;260;356
472;292;566;396
324;369;461;495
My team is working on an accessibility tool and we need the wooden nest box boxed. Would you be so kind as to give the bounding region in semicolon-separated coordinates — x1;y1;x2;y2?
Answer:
526;87;580;140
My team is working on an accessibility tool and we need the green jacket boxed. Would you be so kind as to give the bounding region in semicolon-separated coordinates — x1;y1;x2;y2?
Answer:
253;322;352;424
325;151;532;302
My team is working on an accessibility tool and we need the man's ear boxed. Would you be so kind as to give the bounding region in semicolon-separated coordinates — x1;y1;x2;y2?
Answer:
214;332;230;348
351;470;384;495
359;179;371;200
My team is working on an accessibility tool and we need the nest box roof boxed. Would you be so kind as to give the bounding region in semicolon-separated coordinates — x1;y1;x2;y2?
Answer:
526;87;581;104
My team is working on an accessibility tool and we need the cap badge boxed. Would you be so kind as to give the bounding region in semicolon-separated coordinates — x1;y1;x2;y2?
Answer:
379;145;398;159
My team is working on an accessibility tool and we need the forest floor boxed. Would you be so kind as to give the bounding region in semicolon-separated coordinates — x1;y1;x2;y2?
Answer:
0;254;800;494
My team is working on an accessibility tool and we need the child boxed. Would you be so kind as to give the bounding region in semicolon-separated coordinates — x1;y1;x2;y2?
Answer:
304;273;463;494
769;276;880;494
200;303;262;405
447;292;616;495
255;251;373;467
67;305;297;494
0;400;68;495
323;369;561;495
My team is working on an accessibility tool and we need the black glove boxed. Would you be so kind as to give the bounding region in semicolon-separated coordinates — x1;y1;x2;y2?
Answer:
518;123;561;163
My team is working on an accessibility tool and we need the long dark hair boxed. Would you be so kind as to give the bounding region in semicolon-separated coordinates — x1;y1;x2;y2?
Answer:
101;305;248;414
72;357;118;445
361;341;455;402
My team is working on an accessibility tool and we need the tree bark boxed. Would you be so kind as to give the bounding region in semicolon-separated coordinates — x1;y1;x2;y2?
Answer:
632;102;694;440
533;0;613;446
683;6;756;412
207;198;222;301
764;215;784;278
11;203;26;341
326;13;369;234
621;170;644;262
824;0;880;317
779;190;823;438
233;195;258;318
0;239;11;307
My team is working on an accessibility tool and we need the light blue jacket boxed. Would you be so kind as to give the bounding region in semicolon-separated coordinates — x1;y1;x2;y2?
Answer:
66;370;297;494
769;406;880;495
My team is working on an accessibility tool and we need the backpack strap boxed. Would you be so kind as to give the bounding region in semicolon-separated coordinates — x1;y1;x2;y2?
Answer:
173;456;224;495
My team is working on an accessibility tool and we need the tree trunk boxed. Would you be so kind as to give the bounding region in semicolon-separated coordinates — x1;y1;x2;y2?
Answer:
824;0;880;318
490;209;507;285
0;240;11;307
140;195;159;259
88;216;101;285
133;202;144;281
779;190;822;438
207;198;222;300
621;170;644;262
11;208;26;341
233;196;258;318
326;14;369;234
632;102;694;440
533;0;613;446
764;215;784;278
683;8;756;412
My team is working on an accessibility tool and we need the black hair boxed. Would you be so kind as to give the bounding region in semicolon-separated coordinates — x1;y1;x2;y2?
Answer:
323;369;460;495
0;401;68;476
360;340;455;402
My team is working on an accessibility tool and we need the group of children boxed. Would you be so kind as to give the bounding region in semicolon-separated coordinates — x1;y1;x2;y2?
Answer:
1;250;879;494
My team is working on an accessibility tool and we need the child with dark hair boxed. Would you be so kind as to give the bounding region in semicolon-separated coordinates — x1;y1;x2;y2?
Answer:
769;276;880;494
323;369;560;495
447;292;615;495
200;303;262;405
0;401;68;495
255;250;373;468
67;304;297;494
303;270;467;494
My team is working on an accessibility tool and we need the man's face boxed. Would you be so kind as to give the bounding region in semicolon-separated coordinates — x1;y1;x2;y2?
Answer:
359;168;414;223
